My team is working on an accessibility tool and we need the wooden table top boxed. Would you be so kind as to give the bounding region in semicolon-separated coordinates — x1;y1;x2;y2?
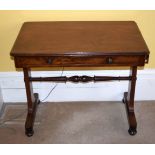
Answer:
10;21;149;57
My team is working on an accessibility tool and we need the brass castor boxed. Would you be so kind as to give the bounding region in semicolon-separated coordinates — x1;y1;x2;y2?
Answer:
25;128;34;137
128;128;137;136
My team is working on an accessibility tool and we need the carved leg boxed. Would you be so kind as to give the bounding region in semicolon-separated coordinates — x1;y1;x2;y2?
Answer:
123;66;137;136
23;68;40;137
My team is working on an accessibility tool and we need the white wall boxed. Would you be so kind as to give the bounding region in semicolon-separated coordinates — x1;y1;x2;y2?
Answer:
0;69;155;104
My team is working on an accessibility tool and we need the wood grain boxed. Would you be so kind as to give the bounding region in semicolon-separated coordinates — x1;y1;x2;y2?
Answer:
10;21;149;57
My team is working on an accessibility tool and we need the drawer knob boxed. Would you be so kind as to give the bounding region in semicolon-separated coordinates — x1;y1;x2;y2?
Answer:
107;57;113;64
47;58;52;64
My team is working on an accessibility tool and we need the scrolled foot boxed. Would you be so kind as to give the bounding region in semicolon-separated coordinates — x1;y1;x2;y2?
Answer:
128;127;137;136
25;128;34;137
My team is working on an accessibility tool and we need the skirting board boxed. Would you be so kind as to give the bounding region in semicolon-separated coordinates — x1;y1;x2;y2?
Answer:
0;85;4;114
0;69;155;103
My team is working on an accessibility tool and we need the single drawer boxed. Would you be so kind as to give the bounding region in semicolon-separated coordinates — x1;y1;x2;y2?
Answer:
14;55;146;68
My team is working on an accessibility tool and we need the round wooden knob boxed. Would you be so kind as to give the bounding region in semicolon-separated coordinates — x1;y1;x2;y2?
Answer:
47;58;52;64
107;57;113;64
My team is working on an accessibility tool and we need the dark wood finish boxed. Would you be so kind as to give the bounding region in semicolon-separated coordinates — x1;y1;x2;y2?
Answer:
14;55;146;68
10;21;149;137
122;66;138;135
11;21;149;68
23;68;40;137
11;21;149;57
29;75;131;82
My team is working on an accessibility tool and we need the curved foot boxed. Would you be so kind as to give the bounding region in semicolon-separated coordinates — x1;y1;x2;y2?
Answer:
25;128;34;137
128;128;137;136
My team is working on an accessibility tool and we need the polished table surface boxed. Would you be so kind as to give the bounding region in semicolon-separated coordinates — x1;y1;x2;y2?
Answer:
10;21;149;137
11;21;149;56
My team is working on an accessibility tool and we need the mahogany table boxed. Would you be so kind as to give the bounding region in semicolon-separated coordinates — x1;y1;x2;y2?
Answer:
10;21;149;137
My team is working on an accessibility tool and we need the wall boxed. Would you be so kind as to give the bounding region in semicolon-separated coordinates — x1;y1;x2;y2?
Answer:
1;70;155;102
0;10;155;71
0;10;155;104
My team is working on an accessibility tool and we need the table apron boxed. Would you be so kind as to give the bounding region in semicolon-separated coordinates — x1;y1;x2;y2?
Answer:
14;55;146;68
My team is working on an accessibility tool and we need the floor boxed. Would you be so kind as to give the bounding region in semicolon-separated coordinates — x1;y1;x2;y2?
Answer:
0;101;155;144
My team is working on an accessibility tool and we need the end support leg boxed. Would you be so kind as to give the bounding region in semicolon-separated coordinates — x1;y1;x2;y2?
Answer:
23;68;40;137
25;93;40;137
123;66;137;136
123;92;137;136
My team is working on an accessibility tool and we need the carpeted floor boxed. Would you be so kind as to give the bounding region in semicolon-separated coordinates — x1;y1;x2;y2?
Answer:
0;101;155;144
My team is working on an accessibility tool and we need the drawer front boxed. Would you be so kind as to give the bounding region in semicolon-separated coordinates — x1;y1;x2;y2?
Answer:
61;55;145;66
15;56;62;68
14;55;146;68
